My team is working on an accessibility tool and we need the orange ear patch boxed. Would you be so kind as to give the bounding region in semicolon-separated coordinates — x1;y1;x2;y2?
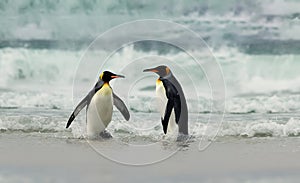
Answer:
166;67;170;74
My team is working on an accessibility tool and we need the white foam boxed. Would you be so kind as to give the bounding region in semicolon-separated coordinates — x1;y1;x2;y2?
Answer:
214;118;300;138
261;0;300;15
0;91;72;109
226;94;300;114
0;48;81;88
0;0;297;42
1;46;300;115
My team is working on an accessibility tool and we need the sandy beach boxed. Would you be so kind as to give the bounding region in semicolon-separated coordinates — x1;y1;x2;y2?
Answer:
1;134;300;183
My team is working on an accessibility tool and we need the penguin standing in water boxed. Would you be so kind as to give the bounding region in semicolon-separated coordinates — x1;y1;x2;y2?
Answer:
66;71;130;138
143;65;188;136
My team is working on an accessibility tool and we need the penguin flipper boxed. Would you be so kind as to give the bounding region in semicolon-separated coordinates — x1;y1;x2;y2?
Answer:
66;96;88;128
175;96;189;135
161;99;174;134
173;97;181;124
66;80;104;128
113;92;130;121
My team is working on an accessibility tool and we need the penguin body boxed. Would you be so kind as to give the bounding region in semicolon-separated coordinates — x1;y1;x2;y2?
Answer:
86;83;113;137
66;71;130;138
144;66;188;135
156;79;177;134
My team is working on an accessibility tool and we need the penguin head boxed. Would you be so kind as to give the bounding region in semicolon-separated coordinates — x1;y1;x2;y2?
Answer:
100;71;125;82
143;65;171;77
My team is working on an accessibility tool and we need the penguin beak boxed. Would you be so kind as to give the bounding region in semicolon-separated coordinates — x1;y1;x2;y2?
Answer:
111;74;125;79
143;68;158;73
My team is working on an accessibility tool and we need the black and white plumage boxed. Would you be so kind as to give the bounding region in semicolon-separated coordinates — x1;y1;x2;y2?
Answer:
66;71;130;138
143;65;188;135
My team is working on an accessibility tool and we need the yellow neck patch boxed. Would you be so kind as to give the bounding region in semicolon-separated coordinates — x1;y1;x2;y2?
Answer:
98;83;112;96
156;79;162;84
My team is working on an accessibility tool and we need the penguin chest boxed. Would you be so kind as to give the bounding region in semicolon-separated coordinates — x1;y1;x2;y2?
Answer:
87;84;113;135
156;80;177;134
156;80;167;114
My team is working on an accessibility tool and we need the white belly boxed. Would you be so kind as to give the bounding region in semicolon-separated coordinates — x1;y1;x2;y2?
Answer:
86;85;113;138
156;80;178;135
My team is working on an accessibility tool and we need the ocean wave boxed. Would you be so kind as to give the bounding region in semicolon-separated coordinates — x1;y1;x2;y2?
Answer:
0;48;81;88
226;94;300;114
105;116;300;139
1;107;299;139
1;47;300;113
0;0;299;53
219;118;300;137
0;115;65;132
0;91;72;109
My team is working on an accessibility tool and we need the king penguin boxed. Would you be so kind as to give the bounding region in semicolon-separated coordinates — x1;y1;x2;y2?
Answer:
66;71;130;138
143;65;188;136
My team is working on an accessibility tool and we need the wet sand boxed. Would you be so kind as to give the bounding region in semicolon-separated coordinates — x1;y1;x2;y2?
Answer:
1;134;300;183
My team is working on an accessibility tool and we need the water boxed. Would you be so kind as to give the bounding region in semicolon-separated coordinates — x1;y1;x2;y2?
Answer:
0;0;300;134
0;1;300;181
1;49;300;139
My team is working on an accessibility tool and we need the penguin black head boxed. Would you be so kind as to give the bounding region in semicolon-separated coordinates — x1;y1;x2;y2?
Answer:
143;65;171;77
100;71;125;82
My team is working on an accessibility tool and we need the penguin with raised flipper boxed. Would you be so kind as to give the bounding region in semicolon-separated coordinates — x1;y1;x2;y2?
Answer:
66;71;130;138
